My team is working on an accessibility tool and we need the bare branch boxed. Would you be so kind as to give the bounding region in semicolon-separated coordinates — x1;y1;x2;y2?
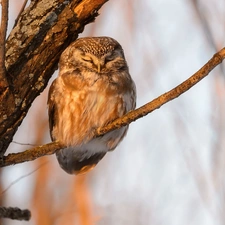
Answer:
2;141;64;166
190;0;225;75
1;48;225;167
14;0;29;27
96;48;225;136
0;0;9;89
0;207;31;221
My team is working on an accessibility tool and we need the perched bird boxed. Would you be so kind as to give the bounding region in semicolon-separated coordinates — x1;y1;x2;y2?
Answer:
48;37;136;175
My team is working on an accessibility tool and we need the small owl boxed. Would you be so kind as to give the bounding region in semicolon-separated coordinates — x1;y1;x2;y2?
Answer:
48;37;136;175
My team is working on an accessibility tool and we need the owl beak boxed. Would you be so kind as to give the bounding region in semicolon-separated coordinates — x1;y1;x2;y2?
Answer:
96;60;105;73
97;63;101;73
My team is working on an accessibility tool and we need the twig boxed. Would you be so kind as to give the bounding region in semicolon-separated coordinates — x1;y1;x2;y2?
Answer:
1;48;225;167
12;140;37;146
0;0;9;89
0;207;31;220
190;0;225;75
2;141;64;166
14;0;28;27
1;162;48;195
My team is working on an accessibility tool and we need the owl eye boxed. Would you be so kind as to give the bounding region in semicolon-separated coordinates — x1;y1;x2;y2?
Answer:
105;55;115;64
82;57;93;63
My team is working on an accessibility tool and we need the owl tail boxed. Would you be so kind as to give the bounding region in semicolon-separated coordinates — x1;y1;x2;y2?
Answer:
56;148;106;175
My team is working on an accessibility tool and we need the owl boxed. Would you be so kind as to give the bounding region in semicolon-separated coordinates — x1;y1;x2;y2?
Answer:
48;37;136;175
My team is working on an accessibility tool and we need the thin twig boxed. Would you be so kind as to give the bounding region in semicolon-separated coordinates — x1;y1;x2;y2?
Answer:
0;207;31;220
0;0;9;88
1;162;48;195
1;48;225;167
14;0;28;27
190;0;225;75
12;141;37;147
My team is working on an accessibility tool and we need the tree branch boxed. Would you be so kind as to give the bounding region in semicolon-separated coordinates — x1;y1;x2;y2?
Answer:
0;207;31;221
0;0;108;155
1;47;225;167
0;0;9;89
96;48;225;136
2;141;64;166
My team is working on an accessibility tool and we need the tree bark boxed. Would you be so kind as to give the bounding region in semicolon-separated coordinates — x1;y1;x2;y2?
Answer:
0;0;108;155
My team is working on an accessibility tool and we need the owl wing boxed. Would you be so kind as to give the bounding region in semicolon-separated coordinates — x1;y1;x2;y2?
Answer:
47;79;58;141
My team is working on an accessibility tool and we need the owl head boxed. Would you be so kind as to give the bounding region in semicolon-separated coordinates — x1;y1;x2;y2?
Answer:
59;37;128;74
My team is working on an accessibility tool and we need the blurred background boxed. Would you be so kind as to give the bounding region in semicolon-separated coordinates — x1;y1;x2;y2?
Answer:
1;0;225;224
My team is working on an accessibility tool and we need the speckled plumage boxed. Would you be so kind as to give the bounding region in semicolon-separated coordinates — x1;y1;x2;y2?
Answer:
48;37;136;175
75;37;119;56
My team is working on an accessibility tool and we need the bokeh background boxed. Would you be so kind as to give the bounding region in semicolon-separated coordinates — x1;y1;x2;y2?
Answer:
1;0;225;224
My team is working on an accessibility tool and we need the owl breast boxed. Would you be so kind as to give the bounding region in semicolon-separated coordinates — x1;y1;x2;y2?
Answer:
51;72;131;153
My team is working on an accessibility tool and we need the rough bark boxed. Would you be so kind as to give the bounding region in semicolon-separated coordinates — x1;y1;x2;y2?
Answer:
0;0;108;155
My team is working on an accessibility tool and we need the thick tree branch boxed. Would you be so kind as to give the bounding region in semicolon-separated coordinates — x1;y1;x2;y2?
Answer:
1;48;225;167
0;0;108;155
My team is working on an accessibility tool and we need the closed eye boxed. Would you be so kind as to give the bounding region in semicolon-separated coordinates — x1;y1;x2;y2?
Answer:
82;57;93;63
105;56;115;64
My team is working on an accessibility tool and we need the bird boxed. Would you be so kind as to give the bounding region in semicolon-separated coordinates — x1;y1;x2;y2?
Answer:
48;36;136;175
